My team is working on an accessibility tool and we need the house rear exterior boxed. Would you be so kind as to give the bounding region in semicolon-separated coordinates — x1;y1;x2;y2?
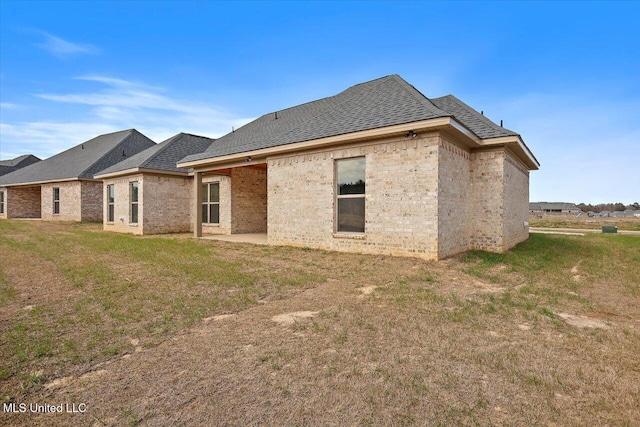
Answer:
0;129;155;221
95;133;214;234
179;75;539;260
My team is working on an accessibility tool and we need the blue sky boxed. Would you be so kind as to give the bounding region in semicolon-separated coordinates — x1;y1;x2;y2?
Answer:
1;1;638;204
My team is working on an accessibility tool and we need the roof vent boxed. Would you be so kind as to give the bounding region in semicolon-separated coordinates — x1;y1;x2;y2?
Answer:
122;150;126;156
275;111;278;120
81;144;85;149
500;120;503;127
481;111;484;116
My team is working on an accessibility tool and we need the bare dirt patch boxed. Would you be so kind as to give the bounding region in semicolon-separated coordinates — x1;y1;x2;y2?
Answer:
271;311;319;325
556;312;609;329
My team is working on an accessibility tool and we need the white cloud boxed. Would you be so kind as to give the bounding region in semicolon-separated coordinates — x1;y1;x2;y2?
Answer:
0;76;253;159
35;31;99;57
0;103;22;110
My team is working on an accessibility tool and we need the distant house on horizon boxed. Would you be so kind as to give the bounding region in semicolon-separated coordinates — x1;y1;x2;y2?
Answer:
0;130;155;222
529;202;582;216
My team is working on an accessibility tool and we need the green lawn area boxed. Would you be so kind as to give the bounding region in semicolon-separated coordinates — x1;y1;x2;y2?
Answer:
1;220;639;426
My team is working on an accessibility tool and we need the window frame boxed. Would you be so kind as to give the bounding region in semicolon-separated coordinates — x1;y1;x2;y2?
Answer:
202;182;220;225
107;184;115;223
0;191;4;214
334;156;366;234
129;181;139;224
53;187;60;215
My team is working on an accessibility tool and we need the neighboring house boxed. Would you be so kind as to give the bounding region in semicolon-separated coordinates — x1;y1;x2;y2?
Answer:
95;133;214;234
623;208;638;218
611;211;626;218
0;155;41;176
0;129;155;221
529;202;582;215
178;74;540;260
600;210;611;217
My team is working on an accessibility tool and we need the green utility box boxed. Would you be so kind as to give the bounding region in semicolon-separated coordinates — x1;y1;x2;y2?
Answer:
602;225;618;233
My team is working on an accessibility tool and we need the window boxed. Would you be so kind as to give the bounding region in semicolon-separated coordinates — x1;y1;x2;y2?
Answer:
107;185;115;222
130;182;139;224
53;187;60;214
202;182;220;224
0;191;4;214
336;157;365;233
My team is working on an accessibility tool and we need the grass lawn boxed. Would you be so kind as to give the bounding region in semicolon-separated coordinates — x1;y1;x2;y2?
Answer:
1;220;639;426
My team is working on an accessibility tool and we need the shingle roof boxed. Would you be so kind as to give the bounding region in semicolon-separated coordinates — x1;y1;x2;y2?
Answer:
430;95;518;139
0;129;156;186
0;154;41;176
96;133;214;176
181;75;455;163
181;74;522;164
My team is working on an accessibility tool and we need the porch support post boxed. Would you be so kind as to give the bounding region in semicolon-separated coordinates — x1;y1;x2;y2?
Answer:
194;171;202;237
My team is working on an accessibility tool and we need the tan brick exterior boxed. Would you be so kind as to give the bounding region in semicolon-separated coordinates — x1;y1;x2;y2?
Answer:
267;134;441;259
4;186;41;219
502;151;530;249
143;175;192;234
41;182;82;221
103;174;144;234
264;131;530;260
230;167;267;233
202;175;231;235
437;135;472;258
81;181;104;221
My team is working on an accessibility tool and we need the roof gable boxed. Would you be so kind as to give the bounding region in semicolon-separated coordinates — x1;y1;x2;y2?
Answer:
97;133;215;176
0;154;41;176
0;129;156;186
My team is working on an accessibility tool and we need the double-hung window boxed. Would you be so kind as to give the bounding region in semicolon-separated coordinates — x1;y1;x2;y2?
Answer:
0;191;4;214
53;187;60;214
202;183;220;224
130;182;139;224
335;157;366;233
107;185;115;222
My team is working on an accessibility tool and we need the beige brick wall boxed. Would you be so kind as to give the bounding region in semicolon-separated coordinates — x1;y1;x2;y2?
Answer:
502;151;530;249
81;181;103;222
103;174;144;234
468;150;505;251
143;175;192;234
437;136;472;258
202;175;231;235
5;186;41;219
41;182;82;221
267;133;440;259
230;167;267;233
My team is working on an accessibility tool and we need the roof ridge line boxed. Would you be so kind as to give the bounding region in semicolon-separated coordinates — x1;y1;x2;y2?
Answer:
138;133;183;169
79;129;136;178
390;75;450;118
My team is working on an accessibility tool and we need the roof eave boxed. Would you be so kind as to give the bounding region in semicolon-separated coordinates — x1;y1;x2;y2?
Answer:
0;177;85;188
178;117;470;170
95;167;189;180
481;135;540;170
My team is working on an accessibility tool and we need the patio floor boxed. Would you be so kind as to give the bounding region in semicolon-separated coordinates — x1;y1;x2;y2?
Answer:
201;233;268;245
